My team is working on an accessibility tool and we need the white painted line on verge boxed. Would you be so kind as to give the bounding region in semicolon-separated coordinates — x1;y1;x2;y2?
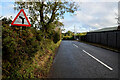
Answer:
82;50;113;71
73;44;78;48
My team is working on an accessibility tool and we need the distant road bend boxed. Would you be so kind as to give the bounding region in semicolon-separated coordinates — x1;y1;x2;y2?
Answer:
49;40;119;78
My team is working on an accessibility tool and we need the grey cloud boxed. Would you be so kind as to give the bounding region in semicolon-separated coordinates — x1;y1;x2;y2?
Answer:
62;2;118;32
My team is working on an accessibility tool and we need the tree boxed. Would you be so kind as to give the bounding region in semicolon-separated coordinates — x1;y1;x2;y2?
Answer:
14;1;78;36
65;30;73;36
2;17;12;25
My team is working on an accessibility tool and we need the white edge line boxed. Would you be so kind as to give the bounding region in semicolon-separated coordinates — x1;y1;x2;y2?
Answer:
73;44;78;48
82;50;113;71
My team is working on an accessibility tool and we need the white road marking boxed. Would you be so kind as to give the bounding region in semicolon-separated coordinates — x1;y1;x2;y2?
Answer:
82;50;113;71
73;44;78;48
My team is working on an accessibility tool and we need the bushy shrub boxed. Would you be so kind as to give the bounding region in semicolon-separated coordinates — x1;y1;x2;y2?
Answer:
36;32;43;41
47;30;55;40
63;36;74;40
53;31;60;43
25;37;39;57
2;27;18;60
2;24;62;78
2;26;40;78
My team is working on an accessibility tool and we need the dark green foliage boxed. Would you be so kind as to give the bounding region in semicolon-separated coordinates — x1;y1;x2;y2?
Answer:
63;36;74;40
53;31;60;43
25;37;39;57
36;32;43;41
2;27;18;60
2;24;61;79
65;30;73;36
2;26;39;59
2;17;12;25
47;30;55;40
2;26;40;78
62;30;74;40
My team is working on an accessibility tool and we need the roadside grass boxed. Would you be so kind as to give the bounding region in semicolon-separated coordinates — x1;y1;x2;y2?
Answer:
3;39;61;79
2;25;62;79
22;40;61;78
31;40;61;78
79;41;120;53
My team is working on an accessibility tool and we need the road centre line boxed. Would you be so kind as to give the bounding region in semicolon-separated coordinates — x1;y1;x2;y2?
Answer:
73;44;78;48
82;50;113;71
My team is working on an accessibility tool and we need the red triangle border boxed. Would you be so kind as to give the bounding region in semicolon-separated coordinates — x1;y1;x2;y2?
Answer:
11;9;31;27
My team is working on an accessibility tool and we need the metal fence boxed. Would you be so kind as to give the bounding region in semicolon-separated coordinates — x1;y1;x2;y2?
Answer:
81;30;120;50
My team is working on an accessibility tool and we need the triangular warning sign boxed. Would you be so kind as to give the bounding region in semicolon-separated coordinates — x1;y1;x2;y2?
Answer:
11;9;31;27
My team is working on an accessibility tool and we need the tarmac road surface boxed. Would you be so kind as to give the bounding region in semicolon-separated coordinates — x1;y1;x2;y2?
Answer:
49;40;119;78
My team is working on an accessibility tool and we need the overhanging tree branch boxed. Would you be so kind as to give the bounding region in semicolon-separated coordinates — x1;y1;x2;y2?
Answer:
47;2;58;24
39;1;45;26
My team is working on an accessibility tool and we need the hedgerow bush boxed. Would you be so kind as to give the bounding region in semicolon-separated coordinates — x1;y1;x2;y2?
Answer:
63;36;74;40
53;31;60;43
2;26;40;78
2;25;61;79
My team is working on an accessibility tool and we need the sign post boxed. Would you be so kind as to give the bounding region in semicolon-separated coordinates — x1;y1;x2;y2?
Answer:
11;9;31;38
11;9;31;27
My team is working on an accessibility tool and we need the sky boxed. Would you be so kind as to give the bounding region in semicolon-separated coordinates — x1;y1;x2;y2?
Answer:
0;0;119;33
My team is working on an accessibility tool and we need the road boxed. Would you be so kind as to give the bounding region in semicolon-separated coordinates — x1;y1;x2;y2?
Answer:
49;40;119;78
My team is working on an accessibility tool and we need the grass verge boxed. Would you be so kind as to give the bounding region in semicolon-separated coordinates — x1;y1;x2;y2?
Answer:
2;39;61;79
23;40;61;78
